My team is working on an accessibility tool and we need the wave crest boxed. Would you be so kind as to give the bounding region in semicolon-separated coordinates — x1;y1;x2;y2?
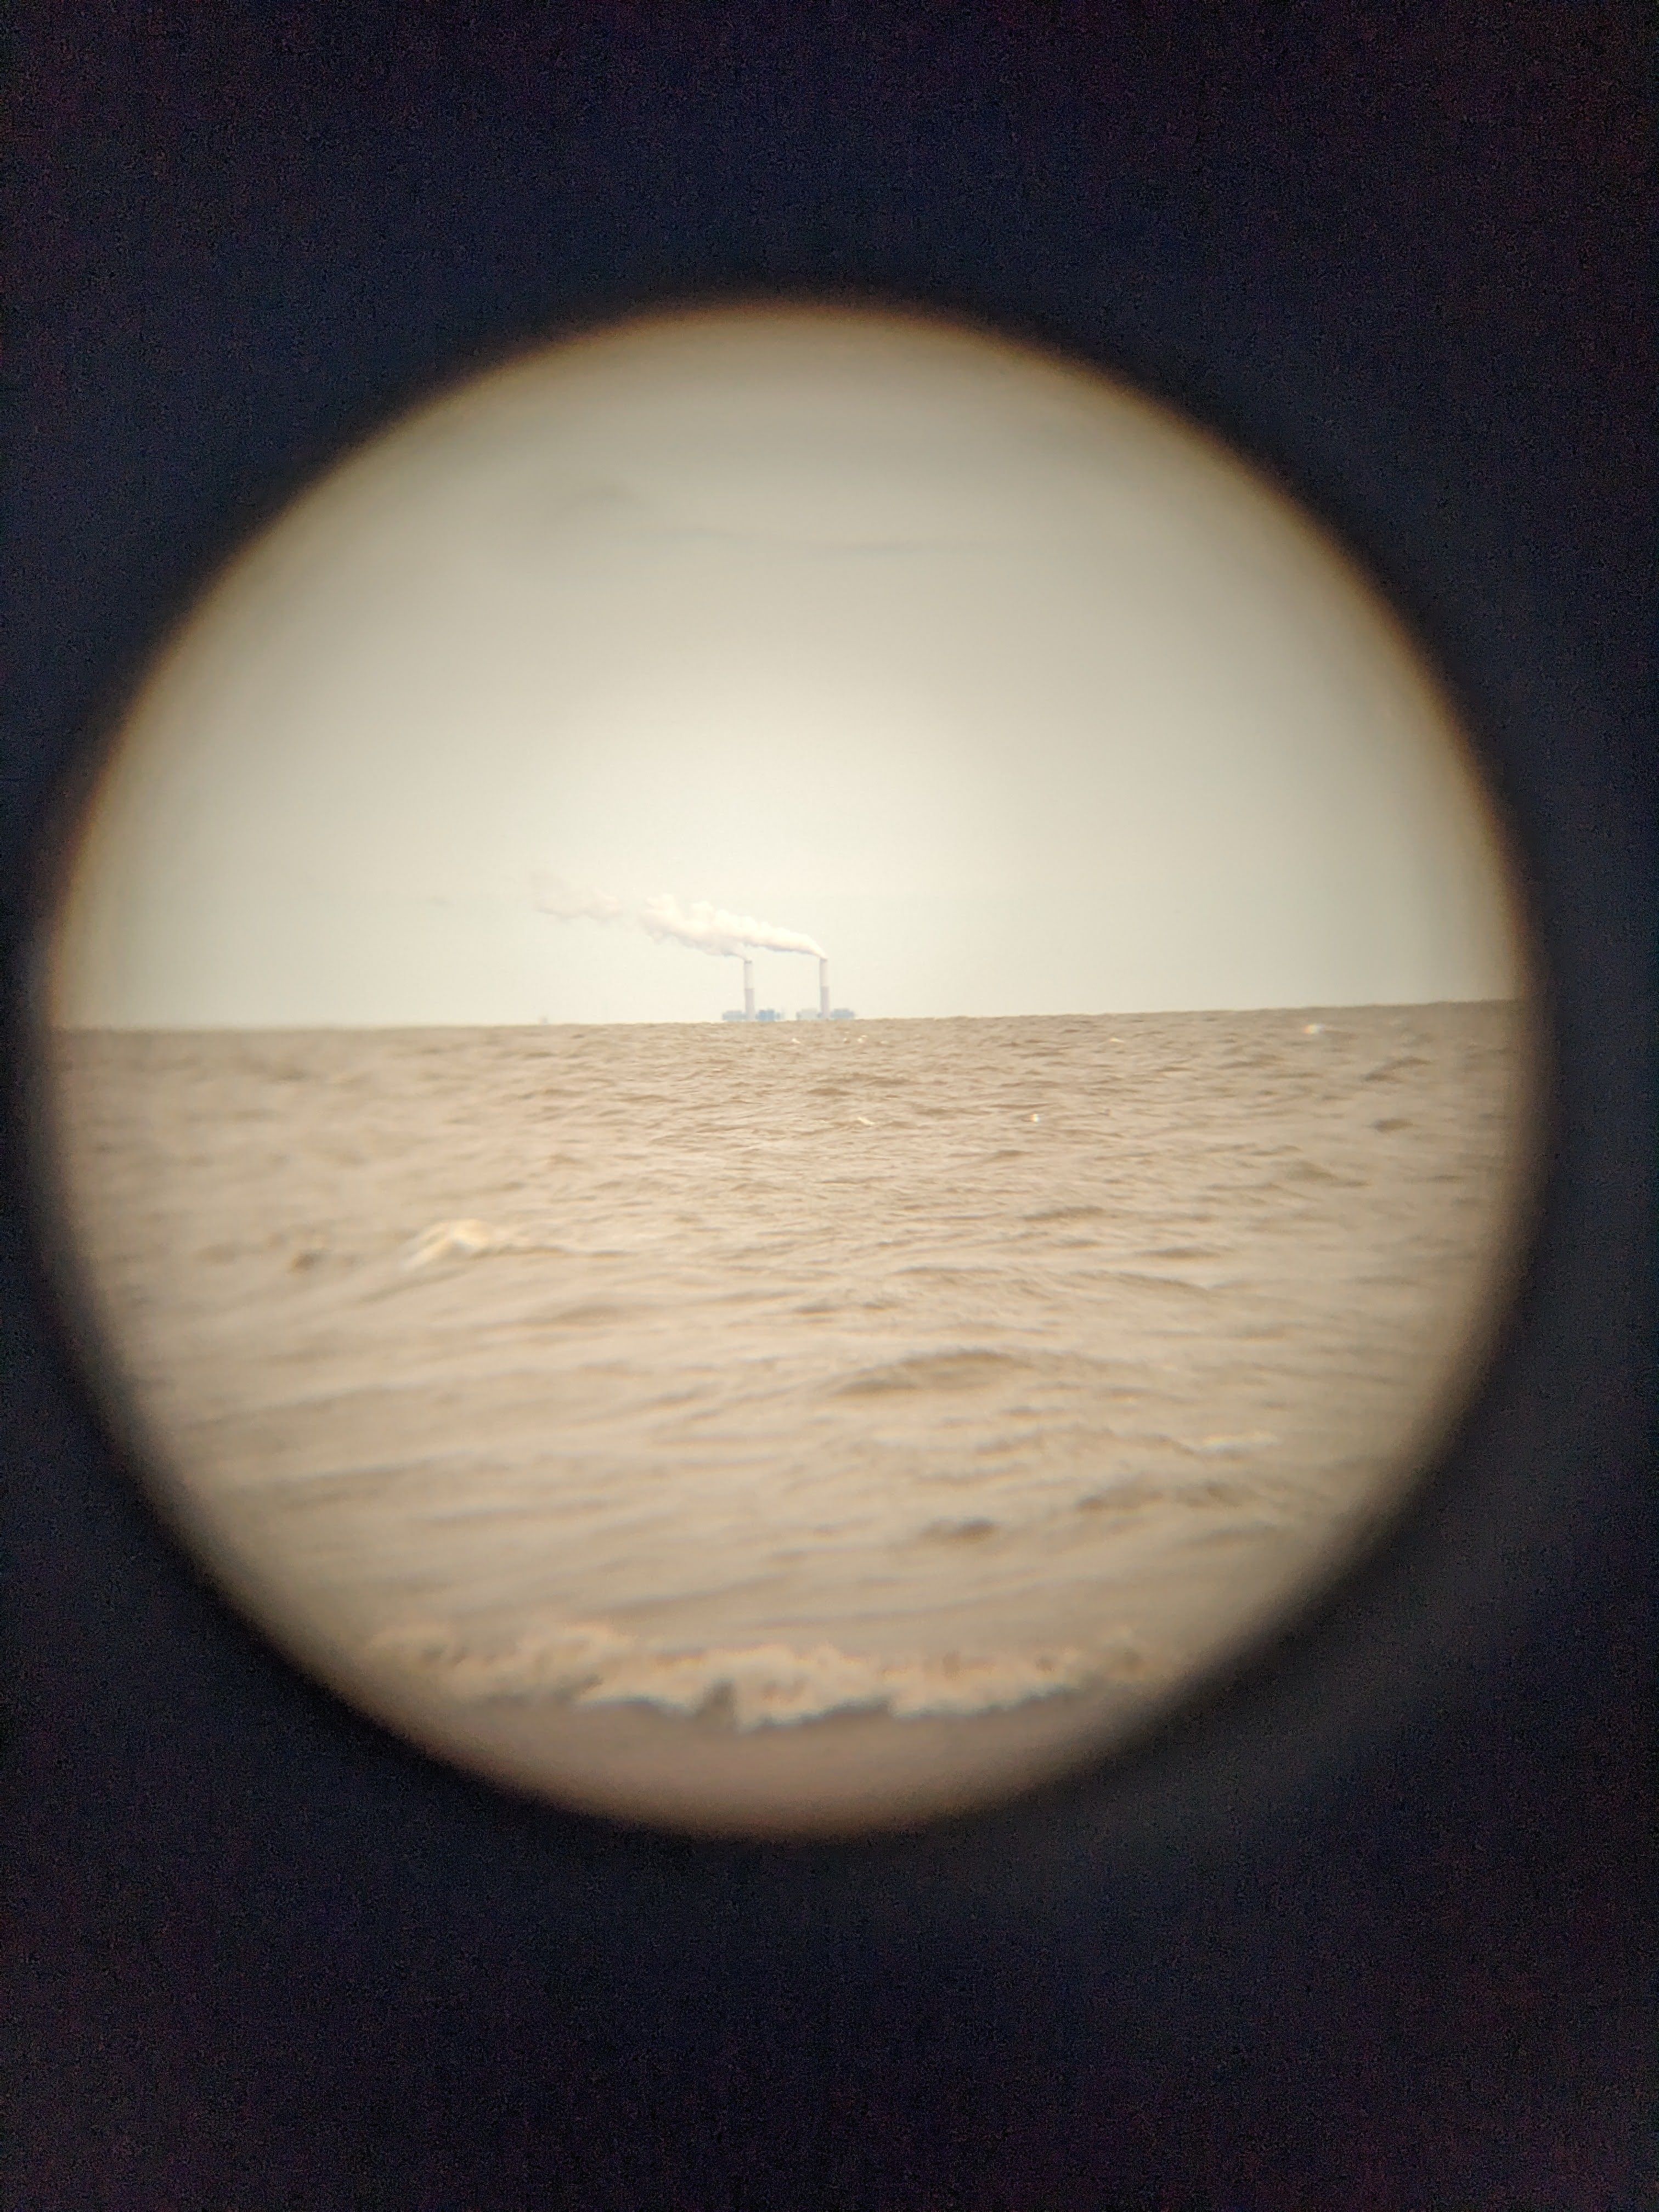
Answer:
366;1617;1144;1729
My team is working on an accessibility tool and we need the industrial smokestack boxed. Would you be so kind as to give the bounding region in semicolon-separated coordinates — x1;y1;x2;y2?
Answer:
743;958;755;1021
819;958;830;1019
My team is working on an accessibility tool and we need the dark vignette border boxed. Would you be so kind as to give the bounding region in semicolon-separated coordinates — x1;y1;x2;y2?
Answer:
4;10;1650;2206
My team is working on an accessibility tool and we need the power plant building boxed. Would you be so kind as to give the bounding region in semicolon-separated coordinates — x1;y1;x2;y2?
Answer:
726;953;854;1022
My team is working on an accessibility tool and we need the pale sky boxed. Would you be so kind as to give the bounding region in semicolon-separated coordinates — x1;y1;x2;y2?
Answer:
49;306;1526;1026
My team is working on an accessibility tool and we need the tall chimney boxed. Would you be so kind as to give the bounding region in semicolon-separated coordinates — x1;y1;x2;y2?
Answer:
819;957;830;1019
743;957;755;1021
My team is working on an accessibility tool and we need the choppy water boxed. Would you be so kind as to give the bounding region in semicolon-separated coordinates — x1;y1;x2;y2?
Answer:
44;1007;1531;1816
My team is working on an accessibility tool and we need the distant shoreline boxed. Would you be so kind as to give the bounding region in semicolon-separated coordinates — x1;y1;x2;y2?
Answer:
44;998;1528;1037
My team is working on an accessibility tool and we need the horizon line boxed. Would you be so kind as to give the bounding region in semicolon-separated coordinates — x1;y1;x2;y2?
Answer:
43;996;1527;1036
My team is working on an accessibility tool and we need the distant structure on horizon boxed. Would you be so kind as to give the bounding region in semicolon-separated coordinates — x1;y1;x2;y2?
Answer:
724;954;854;1022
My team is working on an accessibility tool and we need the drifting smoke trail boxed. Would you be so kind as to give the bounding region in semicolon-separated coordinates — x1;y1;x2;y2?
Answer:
534;883;627;924
534;878;823;959
639;893;823;959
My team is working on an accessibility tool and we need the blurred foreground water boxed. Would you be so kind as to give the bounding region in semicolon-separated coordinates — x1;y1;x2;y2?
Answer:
43;1005;1532;1827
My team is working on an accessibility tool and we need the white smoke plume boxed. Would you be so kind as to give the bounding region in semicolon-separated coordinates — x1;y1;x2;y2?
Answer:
534;878;823;959
638;893;823;959
534;882;627;924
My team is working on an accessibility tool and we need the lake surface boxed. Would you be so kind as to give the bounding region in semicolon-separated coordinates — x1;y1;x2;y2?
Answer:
42;1004;1533;1830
